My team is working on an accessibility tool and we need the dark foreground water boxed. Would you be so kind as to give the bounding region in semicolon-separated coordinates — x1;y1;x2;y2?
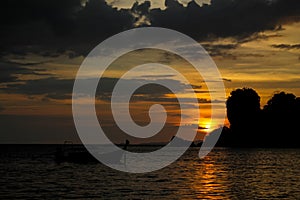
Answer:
0;145;299;199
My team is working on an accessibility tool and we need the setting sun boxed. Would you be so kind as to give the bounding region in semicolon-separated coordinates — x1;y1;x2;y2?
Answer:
205;124;211;131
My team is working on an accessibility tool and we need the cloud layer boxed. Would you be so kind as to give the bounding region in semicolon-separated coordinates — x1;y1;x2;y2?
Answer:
1;0;299;57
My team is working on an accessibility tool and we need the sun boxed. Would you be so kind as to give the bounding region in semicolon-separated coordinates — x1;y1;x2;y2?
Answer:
199;122;212;133
204;124;211;132
205;124;211;130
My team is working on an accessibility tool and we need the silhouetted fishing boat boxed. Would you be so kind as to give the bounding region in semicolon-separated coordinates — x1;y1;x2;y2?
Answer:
55;140;129;164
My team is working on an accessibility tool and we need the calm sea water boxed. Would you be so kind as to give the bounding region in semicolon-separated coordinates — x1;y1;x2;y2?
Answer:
0;145;299;199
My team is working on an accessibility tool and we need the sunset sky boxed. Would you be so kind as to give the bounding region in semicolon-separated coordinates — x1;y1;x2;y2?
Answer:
0;0;299;144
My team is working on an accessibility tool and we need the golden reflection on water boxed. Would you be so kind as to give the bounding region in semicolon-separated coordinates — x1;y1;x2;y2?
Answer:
1;147;300;199
188;155;230;199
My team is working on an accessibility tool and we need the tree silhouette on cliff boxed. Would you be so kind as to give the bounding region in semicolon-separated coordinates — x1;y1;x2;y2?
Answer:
263;92;300;147
227;88;261;132
209;88;300;147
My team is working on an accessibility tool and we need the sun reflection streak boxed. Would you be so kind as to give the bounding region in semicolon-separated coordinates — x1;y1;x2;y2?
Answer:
188;154;231;199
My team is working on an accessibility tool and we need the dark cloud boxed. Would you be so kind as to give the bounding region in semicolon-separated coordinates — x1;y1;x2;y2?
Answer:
222;78;232;82
1;76;205;102
236;53;265;58
1;75;216;107
228;79;300;89
7;60;50;66
141;74;176;78
0;0;134;57
194;90;211;94
198;126;209;130
150;0;300;40
271;44;300;49
130;95;212;104
0;104;4;112
202;43;239;57
1;0;299;58
0;61;51;83
131;0;151;26
2;77;73;99
203;44;238;51
237;32;283;44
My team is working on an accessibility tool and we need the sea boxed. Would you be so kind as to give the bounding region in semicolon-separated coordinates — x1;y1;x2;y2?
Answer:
0;145;299;199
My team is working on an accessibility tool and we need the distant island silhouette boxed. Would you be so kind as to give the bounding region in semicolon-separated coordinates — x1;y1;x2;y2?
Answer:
207;88;300;148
